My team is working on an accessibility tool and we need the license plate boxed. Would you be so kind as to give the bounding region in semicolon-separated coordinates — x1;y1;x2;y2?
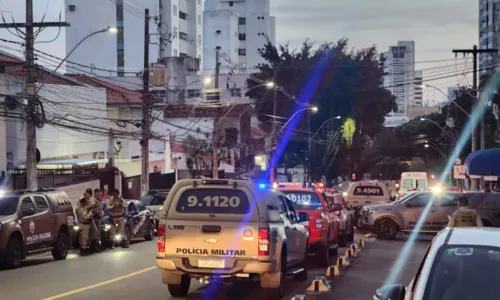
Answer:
198;258;225;268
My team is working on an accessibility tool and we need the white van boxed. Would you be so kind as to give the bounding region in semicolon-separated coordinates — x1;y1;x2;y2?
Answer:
400;172;428;195
345;181;391;207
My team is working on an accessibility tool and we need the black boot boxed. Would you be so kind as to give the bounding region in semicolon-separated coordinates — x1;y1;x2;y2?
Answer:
94;241;103;252
80;248;87;256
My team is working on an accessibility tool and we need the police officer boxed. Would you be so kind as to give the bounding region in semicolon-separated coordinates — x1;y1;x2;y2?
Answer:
447;195;484;227
76;188;97;256
90;188;104;253
106;189;128;248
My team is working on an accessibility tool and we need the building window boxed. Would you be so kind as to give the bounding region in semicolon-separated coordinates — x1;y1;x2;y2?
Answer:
179;11;187;20
238;17;246;25
188;89;201;98
206;92;220;101
179;32;188;40
230;88;242;97
238;33;246;41
198;35;201;45
229;1;233;6
174;49;178;56
173;27;177;38
180;52;188;57
198;15;201;25
258;16;264;20
238;48;246;56
173;5;177;16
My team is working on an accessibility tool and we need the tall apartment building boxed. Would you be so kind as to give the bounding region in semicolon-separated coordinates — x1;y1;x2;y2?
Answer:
413;70;423;107
479;0;500;74
203;0;276;73
383;41;416;116
65;0;203;76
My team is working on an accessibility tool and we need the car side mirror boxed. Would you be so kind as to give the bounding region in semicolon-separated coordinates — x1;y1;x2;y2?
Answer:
21;207;35;217
374;284;406;300
297;212;310;222
333;203;343;211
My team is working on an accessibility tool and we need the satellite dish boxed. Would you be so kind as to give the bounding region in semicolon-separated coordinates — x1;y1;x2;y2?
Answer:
36;148;40;163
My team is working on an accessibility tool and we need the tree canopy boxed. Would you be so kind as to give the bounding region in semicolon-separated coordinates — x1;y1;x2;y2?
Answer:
246;39;397;180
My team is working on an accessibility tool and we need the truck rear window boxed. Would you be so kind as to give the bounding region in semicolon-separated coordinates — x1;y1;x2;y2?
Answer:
352;185;384;196
0;196;18;216
176;189;250;214
282;192;322;209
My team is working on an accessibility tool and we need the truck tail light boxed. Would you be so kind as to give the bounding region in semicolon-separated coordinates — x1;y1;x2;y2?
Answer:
258;228;270;256
157;225;165;252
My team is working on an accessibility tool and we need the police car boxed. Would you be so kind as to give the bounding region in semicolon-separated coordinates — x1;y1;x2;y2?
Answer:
155;179;310;299
374;227;500;300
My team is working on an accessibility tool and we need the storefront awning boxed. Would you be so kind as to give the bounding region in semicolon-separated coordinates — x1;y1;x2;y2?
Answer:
465;148;500;176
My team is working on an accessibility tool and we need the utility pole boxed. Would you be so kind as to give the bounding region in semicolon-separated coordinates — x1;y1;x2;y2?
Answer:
270;87;277;183
453;45;497;190
0;0;69;190
141;9;150;196
212;48;221;179
107;129;115;168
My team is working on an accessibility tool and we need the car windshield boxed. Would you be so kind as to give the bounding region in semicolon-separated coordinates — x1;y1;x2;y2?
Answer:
0;196;19;216
282;191;322;210
140;193;167;206
423;245;500;299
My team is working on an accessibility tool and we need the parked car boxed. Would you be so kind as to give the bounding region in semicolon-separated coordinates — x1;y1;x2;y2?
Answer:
278;184;339;267
156;179;310;299
326;192;355;246
140;190;168;230
374;227;500;300
0;189;75;268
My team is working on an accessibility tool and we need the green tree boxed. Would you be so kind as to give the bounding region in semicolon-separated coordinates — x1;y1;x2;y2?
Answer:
246;39;397;180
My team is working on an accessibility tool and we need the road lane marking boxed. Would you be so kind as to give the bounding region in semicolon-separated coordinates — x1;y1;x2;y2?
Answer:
41;266;157;300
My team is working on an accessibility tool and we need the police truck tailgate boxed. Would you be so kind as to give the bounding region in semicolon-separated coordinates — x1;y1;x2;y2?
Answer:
162;185;261;266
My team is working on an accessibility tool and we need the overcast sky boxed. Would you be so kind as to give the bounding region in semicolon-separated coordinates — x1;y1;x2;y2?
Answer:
0;0;478;102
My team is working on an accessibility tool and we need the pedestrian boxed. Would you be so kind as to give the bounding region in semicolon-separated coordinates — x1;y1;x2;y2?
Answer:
106;189;128;248
76;188;97;256
447;195;483;227
101;189;111;200
90;188;104;253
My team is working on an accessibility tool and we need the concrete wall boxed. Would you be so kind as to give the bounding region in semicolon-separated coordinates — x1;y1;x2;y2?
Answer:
60;179;100;209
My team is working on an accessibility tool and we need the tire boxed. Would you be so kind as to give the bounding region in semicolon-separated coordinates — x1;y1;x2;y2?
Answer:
122;226;132;247
338;233;347;247
294;244;308;282
144;222;154;241
375;218;398;240
167;274;191;298
315;242;330;267
4;237;22;269
264;250;285;299
347;226;355;242
52;231;69;260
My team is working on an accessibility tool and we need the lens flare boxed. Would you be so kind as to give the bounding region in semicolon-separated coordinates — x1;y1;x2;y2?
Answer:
383;70;500;286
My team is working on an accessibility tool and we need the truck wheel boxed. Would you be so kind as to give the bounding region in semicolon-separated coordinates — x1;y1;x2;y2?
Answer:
52;231;69;260
315;242;330;267
167;274;191;297
262;250;285;299
347;226;355;242
5;237;22;269
144;222;154;241
338;233;347;247
375;218;398;240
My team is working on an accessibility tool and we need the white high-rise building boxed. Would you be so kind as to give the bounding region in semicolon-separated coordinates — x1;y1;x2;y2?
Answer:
383;41;415;116
479;0;500;74
65;0;203;76
203;0;276;73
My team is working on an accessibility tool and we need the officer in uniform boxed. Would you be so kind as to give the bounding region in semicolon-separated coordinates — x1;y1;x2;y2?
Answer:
106;189;128;248
76;188;97;255
447;195;483;227
90;188;104;253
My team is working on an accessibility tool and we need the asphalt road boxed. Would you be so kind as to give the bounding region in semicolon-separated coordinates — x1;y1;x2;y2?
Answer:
0;234;432;300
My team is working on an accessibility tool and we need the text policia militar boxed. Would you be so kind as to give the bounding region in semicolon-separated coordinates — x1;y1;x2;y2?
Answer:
177;248;246;256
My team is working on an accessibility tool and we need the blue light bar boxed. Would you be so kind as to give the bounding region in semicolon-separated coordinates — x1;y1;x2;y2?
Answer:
258;183;267;189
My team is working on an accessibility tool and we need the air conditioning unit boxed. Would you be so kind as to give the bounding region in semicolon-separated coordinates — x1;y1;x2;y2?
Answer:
185;57;201;72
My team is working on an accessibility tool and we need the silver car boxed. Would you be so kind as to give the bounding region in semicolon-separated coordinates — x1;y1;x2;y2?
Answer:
360;192;464;239
140;190;168;229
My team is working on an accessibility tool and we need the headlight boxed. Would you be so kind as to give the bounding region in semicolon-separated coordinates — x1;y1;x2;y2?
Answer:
104;224;112;230
74;226;80;231
115;234;122;241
